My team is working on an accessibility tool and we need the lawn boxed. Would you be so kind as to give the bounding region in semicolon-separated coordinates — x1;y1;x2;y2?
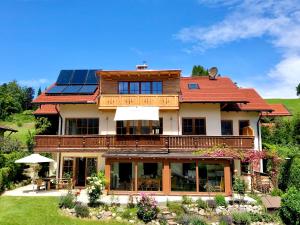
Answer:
0;196;129;225
266;98;300;116
0;110;35;145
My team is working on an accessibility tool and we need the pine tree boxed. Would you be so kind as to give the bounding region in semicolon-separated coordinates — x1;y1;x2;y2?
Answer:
37;87;42;96
191;65;209;77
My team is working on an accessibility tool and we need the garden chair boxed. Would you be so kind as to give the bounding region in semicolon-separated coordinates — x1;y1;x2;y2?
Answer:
36;179;46;191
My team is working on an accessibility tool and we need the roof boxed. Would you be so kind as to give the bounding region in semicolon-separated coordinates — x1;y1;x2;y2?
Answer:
261;103;292;116
33;104;59;115
0;125;17;133
180;77;249;103
32;84;99;104
237;89;273;111
98;69;181;79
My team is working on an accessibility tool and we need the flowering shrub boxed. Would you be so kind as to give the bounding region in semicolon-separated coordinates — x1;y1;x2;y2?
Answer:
136;193;159;223
86;171;106;205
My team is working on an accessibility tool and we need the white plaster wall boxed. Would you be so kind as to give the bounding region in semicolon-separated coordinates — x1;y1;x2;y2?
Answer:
179;103;222;136
160;111;179;135
221;111;260;150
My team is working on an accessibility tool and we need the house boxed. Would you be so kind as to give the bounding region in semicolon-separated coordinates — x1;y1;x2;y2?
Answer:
32;66;277;196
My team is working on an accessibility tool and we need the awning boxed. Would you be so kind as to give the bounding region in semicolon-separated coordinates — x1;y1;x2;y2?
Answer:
114;106;159;121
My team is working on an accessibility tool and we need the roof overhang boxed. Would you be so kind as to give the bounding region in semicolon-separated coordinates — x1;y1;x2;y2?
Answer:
97;70;181;79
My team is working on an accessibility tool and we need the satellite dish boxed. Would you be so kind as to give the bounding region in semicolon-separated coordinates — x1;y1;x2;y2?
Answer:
208;67;218;79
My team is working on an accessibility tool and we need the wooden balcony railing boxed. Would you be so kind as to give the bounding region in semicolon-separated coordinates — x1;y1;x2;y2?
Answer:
98;94;179;109
34;135;254;152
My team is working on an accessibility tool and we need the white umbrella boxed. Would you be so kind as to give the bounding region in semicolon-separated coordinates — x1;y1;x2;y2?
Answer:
15;153;54;164
15;154;54;192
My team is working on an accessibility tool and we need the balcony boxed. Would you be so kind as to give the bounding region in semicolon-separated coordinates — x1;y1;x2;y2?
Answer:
34;135;254;153
98;94;179;109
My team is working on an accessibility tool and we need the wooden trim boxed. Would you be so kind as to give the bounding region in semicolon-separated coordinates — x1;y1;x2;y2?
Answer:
163;160;170;195
105;160;111;191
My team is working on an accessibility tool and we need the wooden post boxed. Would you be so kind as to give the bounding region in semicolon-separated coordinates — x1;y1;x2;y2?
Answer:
162;160;170;195
134;161;138;192
224;163;232;196
104;160;110;191
196;160;199;192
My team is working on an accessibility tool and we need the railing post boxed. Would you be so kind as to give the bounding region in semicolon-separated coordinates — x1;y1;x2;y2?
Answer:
58;136;61;148
106;136;110;149
82;136;86;148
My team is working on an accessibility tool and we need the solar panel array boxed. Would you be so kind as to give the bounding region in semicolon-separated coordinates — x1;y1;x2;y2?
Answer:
46;70;99;95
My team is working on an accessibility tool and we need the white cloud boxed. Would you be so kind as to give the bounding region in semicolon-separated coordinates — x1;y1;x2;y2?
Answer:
176;0;300;98
19;78;49;87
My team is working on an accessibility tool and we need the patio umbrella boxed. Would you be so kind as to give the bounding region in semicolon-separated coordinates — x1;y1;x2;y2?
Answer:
15;154;54;192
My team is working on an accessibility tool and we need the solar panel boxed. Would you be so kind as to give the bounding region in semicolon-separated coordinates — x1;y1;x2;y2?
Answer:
62;85;83;94
46;85;68;94
78;85;98;94
85;70;99;85
70;70;88;85
56;70;74;85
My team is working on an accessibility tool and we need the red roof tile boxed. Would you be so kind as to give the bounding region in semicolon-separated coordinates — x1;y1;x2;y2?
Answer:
180;77;249;103
33;104;59;115
32;84;99;104
261;104;291;116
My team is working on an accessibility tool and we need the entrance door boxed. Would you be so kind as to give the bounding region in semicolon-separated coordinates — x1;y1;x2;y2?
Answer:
75;158;86;186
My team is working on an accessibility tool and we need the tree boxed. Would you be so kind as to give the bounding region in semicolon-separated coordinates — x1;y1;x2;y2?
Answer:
192;65;209;77
297;83;300;97
22;87;35;110
37;87;42;96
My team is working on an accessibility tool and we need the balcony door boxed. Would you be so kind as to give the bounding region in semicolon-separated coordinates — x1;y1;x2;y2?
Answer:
75;158;86;186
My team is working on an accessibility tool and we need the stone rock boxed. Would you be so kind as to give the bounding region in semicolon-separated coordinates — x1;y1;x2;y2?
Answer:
129;220;135;223
112;213;116;217
116;216;122;221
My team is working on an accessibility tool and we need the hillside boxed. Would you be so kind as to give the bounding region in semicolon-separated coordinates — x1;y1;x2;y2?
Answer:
266;98;300;116
0;110;36;145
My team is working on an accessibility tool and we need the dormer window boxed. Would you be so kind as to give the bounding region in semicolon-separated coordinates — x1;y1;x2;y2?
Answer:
188;83;199;89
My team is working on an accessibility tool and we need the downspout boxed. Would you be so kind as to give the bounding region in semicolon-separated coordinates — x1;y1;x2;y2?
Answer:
256;113;263;174
55;104;63;180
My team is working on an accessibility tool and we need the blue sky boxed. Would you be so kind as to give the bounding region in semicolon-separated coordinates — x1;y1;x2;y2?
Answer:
1;0;299;98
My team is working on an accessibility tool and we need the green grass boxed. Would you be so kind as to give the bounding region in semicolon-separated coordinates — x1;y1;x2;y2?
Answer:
266;98;300;116
0;196;129;225
0;110;35;145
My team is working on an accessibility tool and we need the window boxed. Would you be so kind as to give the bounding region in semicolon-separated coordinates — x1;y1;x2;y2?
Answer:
221;120;233;135
65;118;99;135
141;82;151;94
130;82;140;94
198;163;225;192
116;119;163;135
118;81;162;94
188;83;199;89
152;81;163;94
182;118;206;135
171;162;196;192
119;81;129;94
239;120;250;135
116;121;127;135
241;162;250;174
137;162;162;191
110;162;135;191
63;157;73;178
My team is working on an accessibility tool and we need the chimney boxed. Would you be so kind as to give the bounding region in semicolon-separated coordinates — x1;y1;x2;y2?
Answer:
136;62;148;70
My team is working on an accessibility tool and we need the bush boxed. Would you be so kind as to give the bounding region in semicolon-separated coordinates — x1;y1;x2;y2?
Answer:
121;207;137;220
58;192;75;209
233;177;247;195
206;199;217;209
249;212;275;223
167;201;185;216
74;202;89;218
0;167;11;192
196;198;207;209
190;216;208;225
182;195;193;205
270;188;284;197
215;194;227;207
86;171;106;206
219;215;233;225
136;193;159;223
279;187;300;225
232;212;251;225
287;157;300;190
177;215;207;225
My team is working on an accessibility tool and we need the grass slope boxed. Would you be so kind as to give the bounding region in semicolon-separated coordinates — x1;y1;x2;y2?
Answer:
0;110;35;145
0;196;129;225
266;98;300;116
